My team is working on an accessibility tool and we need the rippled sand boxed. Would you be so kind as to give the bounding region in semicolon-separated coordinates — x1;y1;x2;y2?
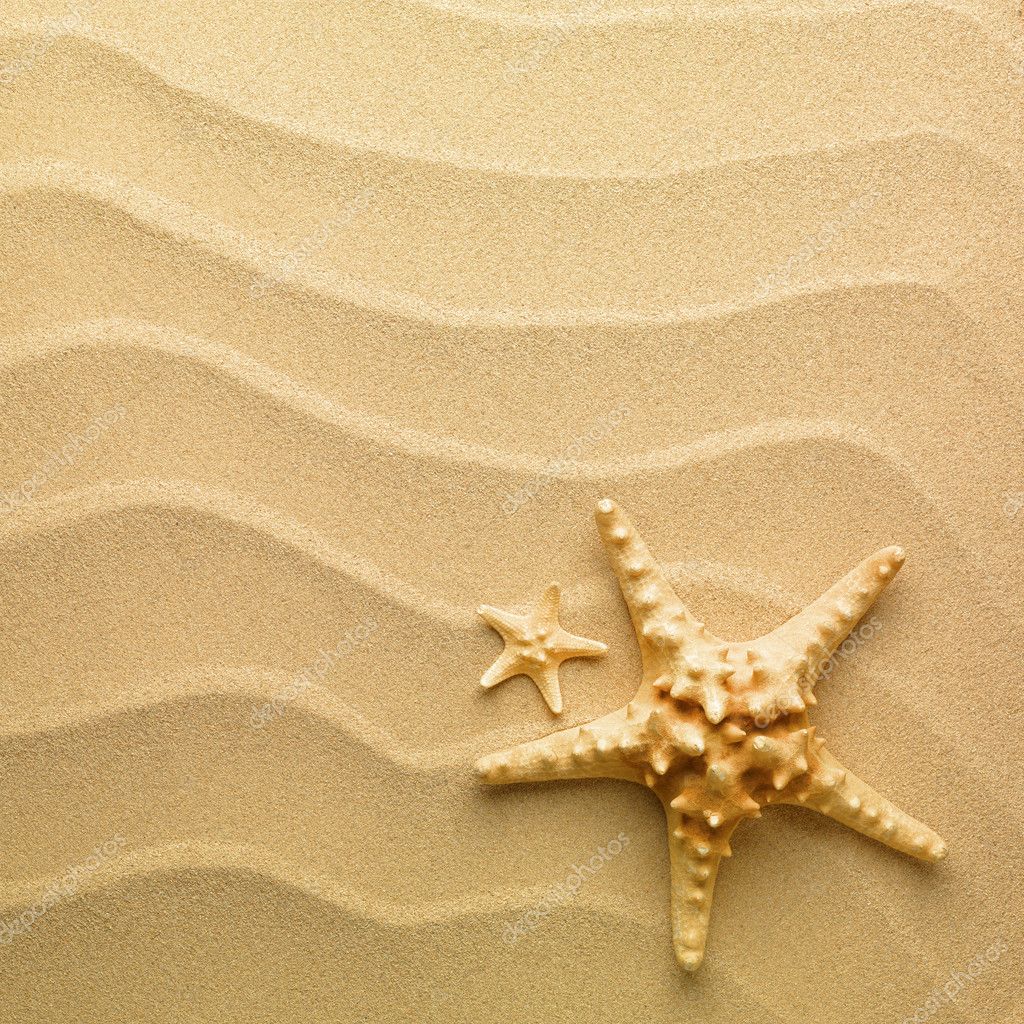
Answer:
0;1;1021;1022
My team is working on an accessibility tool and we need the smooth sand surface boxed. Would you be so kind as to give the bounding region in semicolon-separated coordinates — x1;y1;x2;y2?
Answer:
0;1;1022;1021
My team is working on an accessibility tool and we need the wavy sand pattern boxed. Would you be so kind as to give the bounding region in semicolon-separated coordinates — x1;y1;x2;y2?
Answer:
0;1;1021;1021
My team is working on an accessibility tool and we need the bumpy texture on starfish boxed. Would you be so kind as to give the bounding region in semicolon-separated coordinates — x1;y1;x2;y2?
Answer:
476;500;946;971
478;583;607;713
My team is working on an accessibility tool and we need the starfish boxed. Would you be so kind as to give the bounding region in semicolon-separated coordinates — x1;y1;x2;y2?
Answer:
476;500;946;971
478;583;607;714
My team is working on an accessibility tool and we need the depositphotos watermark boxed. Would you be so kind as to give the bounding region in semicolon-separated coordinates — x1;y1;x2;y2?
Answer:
754;189;881;301
0;835;126;945
809;614;881;686
502;832;630;945
0;1;94;86
900;937;1008;1024
0;404;127;514
250;615;378;728
504;0;609;78
749;615;881;728
249;189;377;299
502;405;631;516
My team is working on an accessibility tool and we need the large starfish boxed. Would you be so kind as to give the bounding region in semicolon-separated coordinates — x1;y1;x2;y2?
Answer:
476;500;946;971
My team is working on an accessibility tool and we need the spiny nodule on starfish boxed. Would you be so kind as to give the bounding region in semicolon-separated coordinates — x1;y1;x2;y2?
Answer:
476;500;946;972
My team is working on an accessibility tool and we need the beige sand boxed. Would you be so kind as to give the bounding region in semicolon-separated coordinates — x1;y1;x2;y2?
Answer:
0;0;1021;1021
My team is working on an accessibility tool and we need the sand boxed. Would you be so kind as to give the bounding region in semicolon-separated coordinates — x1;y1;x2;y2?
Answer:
0;0;1022;1021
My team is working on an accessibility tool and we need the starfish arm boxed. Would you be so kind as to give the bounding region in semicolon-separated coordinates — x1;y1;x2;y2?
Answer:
760;546;905;679
535;664;564;714
480;649;521;690
552;629;608;659
538;582;562;619
475;711;642;785
665;809;737;971
781;747;947;862
478;603;528;638
594;500;708;659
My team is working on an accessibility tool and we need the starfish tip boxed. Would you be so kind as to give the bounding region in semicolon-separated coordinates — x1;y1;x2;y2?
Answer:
678;949;704;972
877;546;906;577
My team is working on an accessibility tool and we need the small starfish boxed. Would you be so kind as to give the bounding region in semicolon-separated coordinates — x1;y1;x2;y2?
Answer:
476;501;946;971
478;583;607;714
